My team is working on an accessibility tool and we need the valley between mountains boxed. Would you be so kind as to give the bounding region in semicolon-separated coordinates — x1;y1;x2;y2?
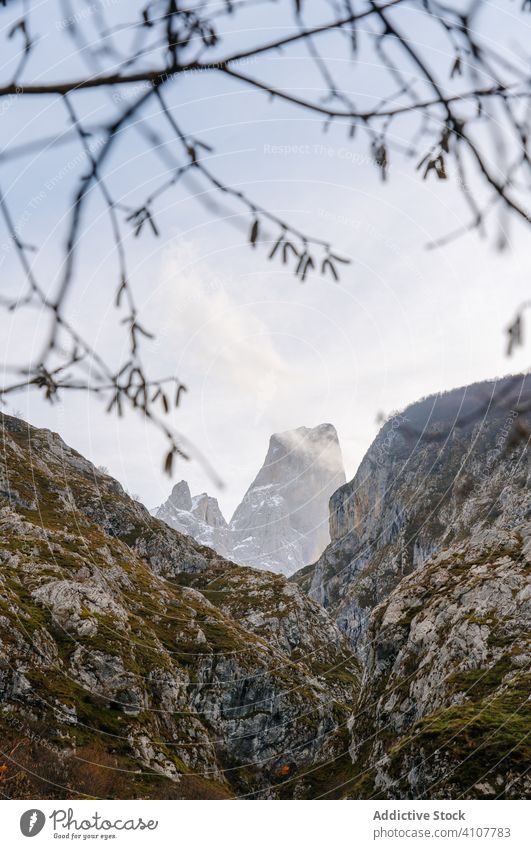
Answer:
0;374;529;799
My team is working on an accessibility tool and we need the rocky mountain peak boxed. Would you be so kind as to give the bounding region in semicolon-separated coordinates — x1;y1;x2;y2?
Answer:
155;423;346;576
168;479;192;511
154;481;231;558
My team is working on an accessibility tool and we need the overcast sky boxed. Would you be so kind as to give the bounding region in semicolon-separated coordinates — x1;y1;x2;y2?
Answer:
1;1;530;518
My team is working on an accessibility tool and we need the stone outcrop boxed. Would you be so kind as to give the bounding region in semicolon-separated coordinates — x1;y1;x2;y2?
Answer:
295;375;530;644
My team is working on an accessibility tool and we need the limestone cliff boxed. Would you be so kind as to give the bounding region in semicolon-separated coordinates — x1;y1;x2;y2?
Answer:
153;480;231;558
230;424;345;576
348;526;530;798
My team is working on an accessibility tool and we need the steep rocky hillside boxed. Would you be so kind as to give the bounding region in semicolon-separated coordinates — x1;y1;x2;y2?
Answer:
0;413;358;800
348;526;530;799
294;374;530;799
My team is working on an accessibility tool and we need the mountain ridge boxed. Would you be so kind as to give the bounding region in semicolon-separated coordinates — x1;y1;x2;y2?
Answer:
292;373;531;798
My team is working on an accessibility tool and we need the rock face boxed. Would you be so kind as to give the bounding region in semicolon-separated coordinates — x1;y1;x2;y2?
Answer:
0;413;358;800
293;373;531;799
154;423;346;577
296;375;531;644
1;373;528;801
349;526;531;799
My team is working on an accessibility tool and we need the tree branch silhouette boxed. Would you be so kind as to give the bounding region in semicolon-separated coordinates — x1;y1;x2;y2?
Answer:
1;0;530;475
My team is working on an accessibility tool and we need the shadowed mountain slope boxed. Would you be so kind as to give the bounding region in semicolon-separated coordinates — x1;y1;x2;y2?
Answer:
0;414;357;800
